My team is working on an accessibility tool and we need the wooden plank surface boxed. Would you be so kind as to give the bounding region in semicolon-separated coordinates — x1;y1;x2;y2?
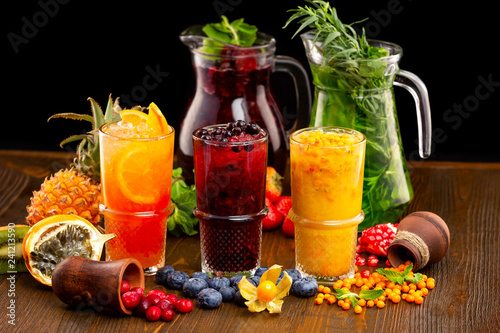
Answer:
1;151;499;332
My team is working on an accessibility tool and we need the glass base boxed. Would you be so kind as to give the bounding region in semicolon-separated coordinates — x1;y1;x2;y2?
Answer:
202;267;257;278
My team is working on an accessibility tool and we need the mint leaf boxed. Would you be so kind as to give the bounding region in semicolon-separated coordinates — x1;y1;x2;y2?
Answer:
376;268;402;284
405;272;424;285
201;16;258;50
168;168;198;237
359;289;384;300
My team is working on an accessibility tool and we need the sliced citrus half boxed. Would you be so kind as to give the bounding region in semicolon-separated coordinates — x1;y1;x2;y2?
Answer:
120;109;148;125
22;215;115;286
146;102;171;135
115;147;160;205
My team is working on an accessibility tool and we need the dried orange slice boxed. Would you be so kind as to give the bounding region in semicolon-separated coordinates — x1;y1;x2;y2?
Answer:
119;109;148;125
115;147;160;205
22;215;115;286
146;102;171;135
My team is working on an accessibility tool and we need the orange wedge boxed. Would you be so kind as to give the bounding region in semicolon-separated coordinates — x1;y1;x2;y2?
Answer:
146;102;171;135
120;109;148;125
116;147;160;205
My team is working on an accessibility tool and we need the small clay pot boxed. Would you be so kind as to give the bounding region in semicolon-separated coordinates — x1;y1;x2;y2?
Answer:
52;256;144;315
387;211;450;271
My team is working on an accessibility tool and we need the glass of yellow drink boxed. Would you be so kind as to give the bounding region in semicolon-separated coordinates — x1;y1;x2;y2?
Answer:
99;105;175;275
289;127;366;283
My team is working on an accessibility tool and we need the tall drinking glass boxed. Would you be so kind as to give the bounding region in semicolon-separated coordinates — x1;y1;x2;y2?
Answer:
99;121;175;275
289;127;366;284
193;122;268;277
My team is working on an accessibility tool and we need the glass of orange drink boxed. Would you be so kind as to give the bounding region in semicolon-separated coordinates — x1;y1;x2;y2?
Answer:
99;103;175;275
289;127;366;284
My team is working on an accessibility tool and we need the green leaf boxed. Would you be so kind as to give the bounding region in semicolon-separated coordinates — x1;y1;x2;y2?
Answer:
359;289;384;300
202;16;258;49
87;97;105;130
59;134;90;147
48;113;94;124
375;268;402;284
168;167;198;237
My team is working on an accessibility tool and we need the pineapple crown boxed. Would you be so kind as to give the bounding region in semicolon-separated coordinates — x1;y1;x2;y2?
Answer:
48;95;122;183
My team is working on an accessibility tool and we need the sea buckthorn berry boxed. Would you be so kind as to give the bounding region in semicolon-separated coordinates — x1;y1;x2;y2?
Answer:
406;295;415;303
342;302;351;310
354;305;363;314
317;293;325;299
355;278;364;288
314;298;324;305
415;290;423;297
405;260;413;266
378;296;385;302
367;300;375;308
358;299;366;307
409;283;417;291
392;289;401;295
376;301;385;308
323;287;331;294
344;299;352;306
327;296;337;305
360;285;370;291
401;293;408;300
426;281;435;289
318;285;324;293
386;282;396;289
391;294;401;303
417;281;426;289
341;287;350;292
409;289;415;295
338;300;345;307
421;288;429;296
397;264;406;271
402;285;410;293
415;296;424;305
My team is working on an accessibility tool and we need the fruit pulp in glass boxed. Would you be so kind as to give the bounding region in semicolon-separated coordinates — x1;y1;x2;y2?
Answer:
99;121;174;271
290;127;366;281
193;122;268;276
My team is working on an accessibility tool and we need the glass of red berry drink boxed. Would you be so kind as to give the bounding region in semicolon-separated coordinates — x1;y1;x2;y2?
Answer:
192;120;268;277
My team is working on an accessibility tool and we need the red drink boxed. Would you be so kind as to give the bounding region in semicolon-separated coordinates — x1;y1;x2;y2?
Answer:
193;121;268;276
178;46;287;185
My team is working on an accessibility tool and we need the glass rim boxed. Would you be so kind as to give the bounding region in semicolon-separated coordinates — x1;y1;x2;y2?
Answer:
180;25;277;58
301;31;403;62
192;123;268;146
99;121;175;142
290;126;366;149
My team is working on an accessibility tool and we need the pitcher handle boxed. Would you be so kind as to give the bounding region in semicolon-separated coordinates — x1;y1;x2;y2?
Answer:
273;55;312;135
394;70;432;159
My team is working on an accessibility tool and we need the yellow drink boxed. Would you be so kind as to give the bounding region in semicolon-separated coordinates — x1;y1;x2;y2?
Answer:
290;127;366;283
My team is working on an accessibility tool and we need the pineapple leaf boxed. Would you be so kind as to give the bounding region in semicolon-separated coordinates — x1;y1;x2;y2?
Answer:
87;97;106;130
104;94;118;124
59;134;91;148
48;113;94;124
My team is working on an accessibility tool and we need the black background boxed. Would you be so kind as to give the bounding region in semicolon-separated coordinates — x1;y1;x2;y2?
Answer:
4;0;499;162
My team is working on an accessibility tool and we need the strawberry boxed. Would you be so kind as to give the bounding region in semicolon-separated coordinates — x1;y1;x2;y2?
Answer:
275;196;292;219
282;216;295;237
262;198;283;231
265;167;283;203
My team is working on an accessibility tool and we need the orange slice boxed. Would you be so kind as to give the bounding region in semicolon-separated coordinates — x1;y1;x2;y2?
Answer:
120;109;148;125
22;215;115;286
146;102;171;135
116;147;159;205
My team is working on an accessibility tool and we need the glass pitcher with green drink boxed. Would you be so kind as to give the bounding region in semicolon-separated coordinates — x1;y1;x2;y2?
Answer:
285;1;432;230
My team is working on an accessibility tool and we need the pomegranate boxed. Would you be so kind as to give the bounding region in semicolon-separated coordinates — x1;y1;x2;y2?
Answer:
358;223;398;257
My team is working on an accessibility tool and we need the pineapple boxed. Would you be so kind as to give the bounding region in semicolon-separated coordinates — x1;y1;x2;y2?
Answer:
26;95;122;226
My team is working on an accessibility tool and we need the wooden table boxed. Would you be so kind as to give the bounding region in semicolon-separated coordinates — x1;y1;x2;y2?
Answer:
1;150;499;332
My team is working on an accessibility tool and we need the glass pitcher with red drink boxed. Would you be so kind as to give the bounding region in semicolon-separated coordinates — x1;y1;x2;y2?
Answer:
178;25;311;184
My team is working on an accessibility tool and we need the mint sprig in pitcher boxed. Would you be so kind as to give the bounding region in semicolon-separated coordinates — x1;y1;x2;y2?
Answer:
285;1;431;230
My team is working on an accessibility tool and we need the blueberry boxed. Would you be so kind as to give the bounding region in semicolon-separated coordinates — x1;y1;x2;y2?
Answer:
232;146;243;153
243;144;254;152
219;286;236;302
254;267;269;276
235;120;246;128
207;277;230;291
190;271;210;281
283;269;302;282
183;278;209;298
234;290;247;306
251;275;261;286
197;288;223;309
156;265;174;285
166;271;189;290
291;277;318;298
229;274;244;287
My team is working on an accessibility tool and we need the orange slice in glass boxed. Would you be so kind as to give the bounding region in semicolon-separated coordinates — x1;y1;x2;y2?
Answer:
116;147;159;205
119;109;148;125
146;102;171;135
